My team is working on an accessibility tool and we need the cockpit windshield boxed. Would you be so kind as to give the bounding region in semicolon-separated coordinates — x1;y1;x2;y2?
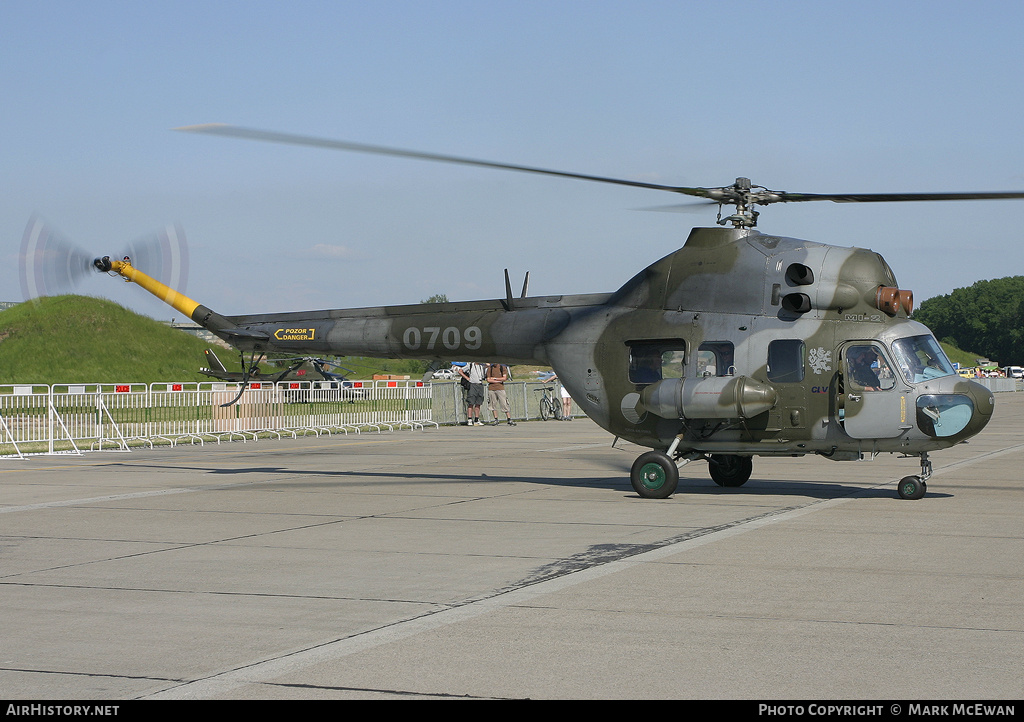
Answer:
891;335;956;384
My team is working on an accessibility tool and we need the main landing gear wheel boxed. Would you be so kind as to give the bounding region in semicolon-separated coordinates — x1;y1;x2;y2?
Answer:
897;475;927;500
708;454;753;487
630;451;679;499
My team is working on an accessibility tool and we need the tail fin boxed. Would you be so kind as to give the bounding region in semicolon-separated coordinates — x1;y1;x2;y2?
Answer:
204;349;228;373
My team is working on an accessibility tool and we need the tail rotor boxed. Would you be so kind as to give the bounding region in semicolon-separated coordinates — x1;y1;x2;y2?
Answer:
19;215;188;302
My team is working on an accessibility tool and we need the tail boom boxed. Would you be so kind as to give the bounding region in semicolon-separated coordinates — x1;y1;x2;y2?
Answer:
96;254;600;363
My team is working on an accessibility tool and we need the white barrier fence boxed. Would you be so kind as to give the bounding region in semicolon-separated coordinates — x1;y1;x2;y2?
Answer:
0;380;435;458
972;377;1020;393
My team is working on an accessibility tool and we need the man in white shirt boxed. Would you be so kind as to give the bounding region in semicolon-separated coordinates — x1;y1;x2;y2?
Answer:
458;362;487;425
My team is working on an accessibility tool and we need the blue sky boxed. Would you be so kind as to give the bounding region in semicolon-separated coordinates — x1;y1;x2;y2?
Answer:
3;0;1023;319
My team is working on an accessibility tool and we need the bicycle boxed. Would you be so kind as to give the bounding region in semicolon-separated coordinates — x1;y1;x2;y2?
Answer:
534;386;564;421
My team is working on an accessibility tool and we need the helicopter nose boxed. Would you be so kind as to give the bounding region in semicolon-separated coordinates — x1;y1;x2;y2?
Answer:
962;379;996;436
914;380;994;440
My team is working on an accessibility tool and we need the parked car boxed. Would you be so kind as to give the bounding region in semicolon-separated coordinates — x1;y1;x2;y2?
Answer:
432;368;456;379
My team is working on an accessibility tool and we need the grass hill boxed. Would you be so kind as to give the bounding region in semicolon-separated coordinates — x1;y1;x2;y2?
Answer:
0;296;216;384
939;342;985;369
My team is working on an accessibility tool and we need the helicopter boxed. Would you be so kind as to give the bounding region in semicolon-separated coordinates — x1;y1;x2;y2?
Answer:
198;348;364;400
91;124;1024;501
199;347;352;386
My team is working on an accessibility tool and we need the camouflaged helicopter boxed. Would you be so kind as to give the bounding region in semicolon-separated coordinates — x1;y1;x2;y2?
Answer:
93;125;1024;501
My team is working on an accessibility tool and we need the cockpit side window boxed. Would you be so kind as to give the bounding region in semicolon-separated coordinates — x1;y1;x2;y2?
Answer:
697;341;735;377
845;344;896;391
767;339;805;383
891;335;955;384
628;340;687;384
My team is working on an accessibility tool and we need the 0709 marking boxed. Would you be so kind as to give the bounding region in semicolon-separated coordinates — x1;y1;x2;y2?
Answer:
403;326;482;351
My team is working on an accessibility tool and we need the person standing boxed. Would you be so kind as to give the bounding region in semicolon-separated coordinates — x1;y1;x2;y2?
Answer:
559;382;573;419
486;362;516;426
546;372;574;420
458;361;487;425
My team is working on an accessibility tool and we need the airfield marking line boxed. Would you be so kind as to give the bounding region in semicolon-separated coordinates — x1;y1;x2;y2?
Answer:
143;440;1022;701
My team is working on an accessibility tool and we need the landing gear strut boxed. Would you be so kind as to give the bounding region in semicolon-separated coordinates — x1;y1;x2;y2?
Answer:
897;452;932;500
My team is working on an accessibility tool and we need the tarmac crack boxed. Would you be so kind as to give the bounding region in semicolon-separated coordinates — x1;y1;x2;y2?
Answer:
257;680;518;699
0;666;183;684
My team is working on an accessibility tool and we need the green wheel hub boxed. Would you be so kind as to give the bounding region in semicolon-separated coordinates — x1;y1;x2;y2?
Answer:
638;462;667;490
630;451;679;499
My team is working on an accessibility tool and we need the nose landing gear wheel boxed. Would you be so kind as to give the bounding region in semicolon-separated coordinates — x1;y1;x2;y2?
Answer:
897;475;927;500
630;451;679;499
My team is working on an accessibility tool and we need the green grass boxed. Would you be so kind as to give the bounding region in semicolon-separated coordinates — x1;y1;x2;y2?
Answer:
939;342;985;369
0;296;217;384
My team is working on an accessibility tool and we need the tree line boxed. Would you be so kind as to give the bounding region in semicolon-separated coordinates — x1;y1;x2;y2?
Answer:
912;276;1024;366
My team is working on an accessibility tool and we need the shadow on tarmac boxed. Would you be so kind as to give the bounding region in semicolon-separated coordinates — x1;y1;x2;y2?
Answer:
98;461;941;501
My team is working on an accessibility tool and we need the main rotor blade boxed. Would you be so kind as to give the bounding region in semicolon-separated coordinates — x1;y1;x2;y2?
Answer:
175;125;1024;210
634;200;721;213
175;124;708;196
769;190;1024;204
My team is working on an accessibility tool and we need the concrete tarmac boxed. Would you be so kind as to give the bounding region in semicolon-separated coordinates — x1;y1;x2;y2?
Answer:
2;396;1022;700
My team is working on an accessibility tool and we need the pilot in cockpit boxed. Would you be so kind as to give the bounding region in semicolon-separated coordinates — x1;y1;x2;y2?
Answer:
849;347;881;390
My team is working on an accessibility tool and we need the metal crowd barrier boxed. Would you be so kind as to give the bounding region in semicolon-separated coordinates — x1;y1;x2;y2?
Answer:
1;378;589;458
432;380;580;425
1;380;436;458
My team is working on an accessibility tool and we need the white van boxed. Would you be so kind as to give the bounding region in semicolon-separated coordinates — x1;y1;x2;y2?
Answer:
1004;366;1024;379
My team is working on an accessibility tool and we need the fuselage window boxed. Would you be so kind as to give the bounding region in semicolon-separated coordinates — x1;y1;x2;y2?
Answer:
697;341;735;377
767;339;805;383
628;341;687;384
